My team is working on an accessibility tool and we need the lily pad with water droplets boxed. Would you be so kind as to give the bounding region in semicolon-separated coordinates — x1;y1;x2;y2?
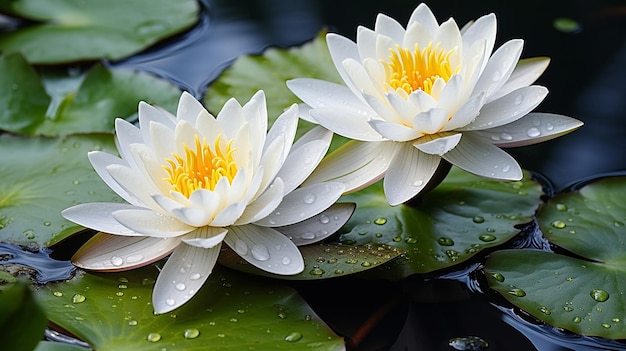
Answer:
0;0;199;64
0;53;181;136
485;176;626;339
338;167;543;277
219;242;404;280
35;265;346;351
0;134;122;247
204;32;347;149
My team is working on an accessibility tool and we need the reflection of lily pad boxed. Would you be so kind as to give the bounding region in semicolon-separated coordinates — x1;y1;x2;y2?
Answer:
0;53;181;136
0;0;199;64
204;32;344;146
486;177;626;339
36;266;345;351
339;167;542;277
0;134;121;247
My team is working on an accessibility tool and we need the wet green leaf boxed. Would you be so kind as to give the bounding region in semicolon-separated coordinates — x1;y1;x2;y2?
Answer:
0;281;47;351
34;341;89;351
220;242;404;280
0;53;181;136
0;0;198;64
338;167;542;277
0;134;122;247
36;266;345;351
486;176;626;339
204;32;347;149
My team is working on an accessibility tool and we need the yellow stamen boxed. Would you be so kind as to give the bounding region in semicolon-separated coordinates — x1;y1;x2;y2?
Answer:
383;42;460;96
163;134;238;198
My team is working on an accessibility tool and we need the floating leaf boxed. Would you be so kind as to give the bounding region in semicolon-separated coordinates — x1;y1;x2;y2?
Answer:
204;32;346;148
36;266;345;351
486;176;626;339
0;0;199;64
0;53;181;136
220;243;404;280
0;281;47;351
338;167;542;277
0;134;121;247
35;341;89;351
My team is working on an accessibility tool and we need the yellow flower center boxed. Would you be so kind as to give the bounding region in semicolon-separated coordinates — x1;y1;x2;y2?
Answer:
163;134;238;198
383;42;460;96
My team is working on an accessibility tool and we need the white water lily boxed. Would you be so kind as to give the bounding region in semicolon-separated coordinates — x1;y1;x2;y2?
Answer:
62;91;351;313
287;3;583;205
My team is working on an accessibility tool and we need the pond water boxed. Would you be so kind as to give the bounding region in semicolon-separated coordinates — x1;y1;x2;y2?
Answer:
5;0;626;350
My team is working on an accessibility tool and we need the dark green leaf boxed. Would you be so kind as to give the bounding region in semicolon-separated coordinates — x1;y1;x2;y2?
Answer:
0;281;47;351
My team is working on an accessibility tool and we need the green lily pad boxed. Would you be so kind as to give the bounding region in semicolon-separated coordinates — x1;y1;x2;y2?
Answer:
35;341;89;351
204;32;346;147
338;167;543;277
0;53;181;136
0;0;199;64
0;281;47;351
35;266;345;351
0;133;122;247
219;242;404;280
485;176;626;339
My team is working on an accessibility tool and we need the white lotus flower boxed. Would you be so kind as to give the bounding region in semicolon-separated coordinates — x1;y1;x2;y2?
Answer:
287;3;583;205
62;91;351;313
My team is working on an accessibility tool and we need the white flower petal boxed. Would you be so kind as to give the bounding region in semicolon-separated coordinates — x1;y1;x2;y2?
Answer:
255;182;345;227
473;39;524;100
224;224;304;275
171;206;212;227
471;112;583;148
442;133;522;180
408;89;438;111
112;208;195;237
384;144;441;206
413;108;449;134
210;201;247;227
176;91;206;125
343;58;383;98
407;3;439;37
362;92;401;124
62;202;142;236
106;164;161;210
187;189;220;214
152;193;189;214
182;226;228;249
368;119;421;141
216;97;245;139
258;134;286;193
275;203;355;246
276;139;331;194
87;151;140;206
433;18;462;52
114;118;143;168
414;133;462;155
327;33;361;95
149;121;176;165
436;75;465;112
264;104;298;161
292;125;332;150
303;140;399;193
138;101;175;132
286;78;367;112
386;92;419;119
461;13;497;71
242;90;267;165
403;21;434;49
488;57;551;102
375;13;406;43
356;26;378;59
460;86;548;131
311;107;383;141
194;110;223;143
72;233;180;271
443;92;486;130
152;240;219;314
236;177;285;225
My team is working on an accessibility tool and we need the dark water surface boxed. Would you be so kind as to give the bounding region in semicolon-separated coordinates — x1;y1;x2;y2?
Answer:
9;0;626;350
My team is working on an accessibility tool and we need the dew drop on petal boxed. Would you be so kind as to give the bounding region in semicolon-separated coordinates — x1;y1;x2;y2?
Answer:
234;240;249;255
166;298;176;306
175;283;186;291
526;127;541;137
303;193;316;204
251;244;270;261
492;70;502;81
319;215;330;224
126;254;144;264
500;132;513;140
111;256;123;266
301;232;316;240
189;273;201;280
514;94;524;105
281;256;292;265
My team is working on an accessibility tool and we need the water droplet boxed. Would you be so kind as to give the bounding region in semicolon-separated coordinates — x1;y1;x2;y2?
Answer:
508;288;526;297
175;283;186;291
251;244;270;261
234;240;248;255
514;94;524;105
229;317;238;323
128;320;138;326
166;298;176;306
538;306;551;315
445;250;459;261
500;132;513;140
147;332;161;342
405;237;417;244
345;258;358;264
526;127;541;137
551;220;566;229
473;216;485;223
546;123;554;131
556;203;568;211
284;331;303;342
573;316;582;323
142;278;155;286
478;234;496;242
43;221;51;226
53;291;63;297
492;70;502;81
23;229;35;240
602;323;611;329
486;227;496;233
303;193;316;204
448;336;489;350
189;273;201;280
490;272;505;282
217;333;225;338
125;254;144;264
72;294;86;303
563;306;574;312
374;217;387;225
319;215;330;224
111;256;124;266
301;232;316;240
309;267;325;276
281;256;292;265
72;180;80;185
411;180;424;187
437;237;454;246
590;289;609;302
183;328;200;339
